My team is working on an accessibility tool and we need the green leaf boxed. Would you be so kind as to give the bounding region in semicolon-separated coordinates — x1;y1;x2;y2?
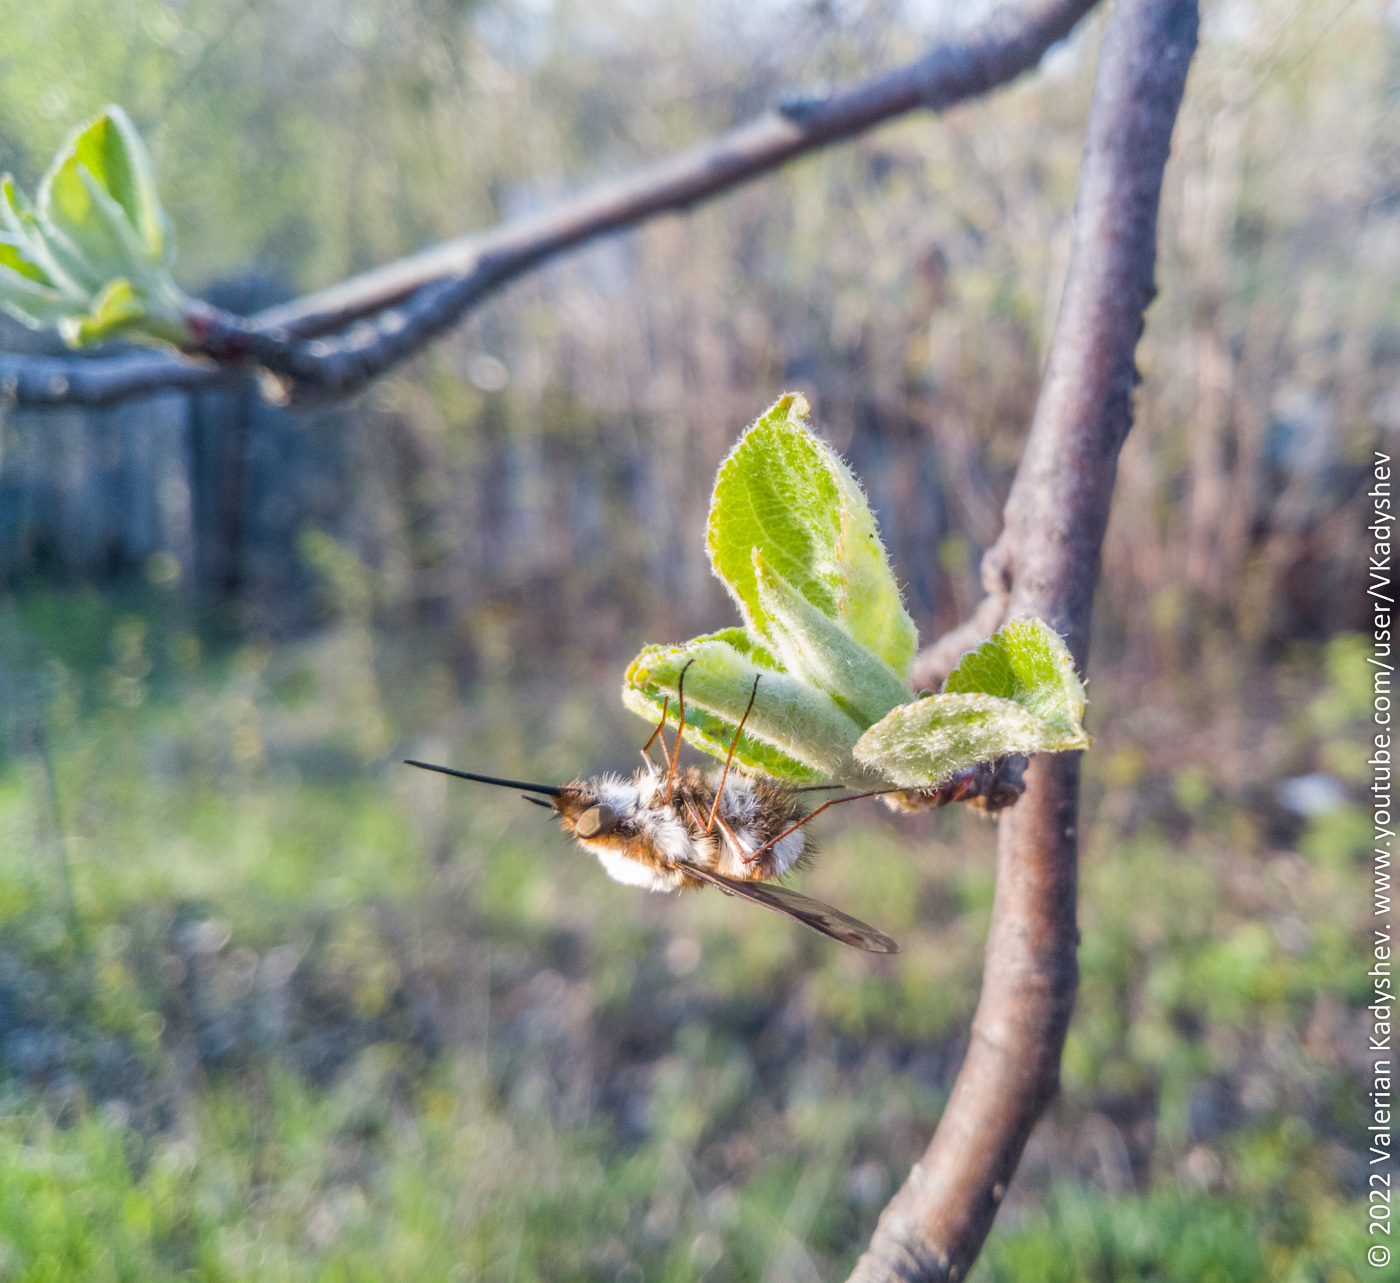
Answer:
59;277;146;347
77;166;160;277
38;106;167;277
0;112;190;349
853;618;1091;788
0;257;74;329
943;617;1086;738
623;629;870;783
0;233;50;286
702;624;782;673
0;176;92;299
854;692;1086;789
706;393;918;677
0;175;34;232
753;551;912;726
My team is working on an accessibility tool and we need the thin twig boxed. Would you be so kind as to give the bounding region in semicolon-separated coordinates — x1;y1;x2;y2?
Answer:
848;1;1198;1279
1;0;1098;409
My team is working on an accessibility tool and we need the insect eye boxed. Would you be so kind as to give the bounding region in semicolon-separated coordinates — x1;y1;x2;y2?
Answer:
576;804;618;838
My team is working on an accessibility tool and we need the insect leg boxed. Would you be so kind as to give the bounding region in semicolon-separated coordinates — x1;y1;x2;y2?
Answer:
707;675;760;833
663;659;695;806
740;786;911;864
711;809;757;864
680;797;726;871
640;695;672;772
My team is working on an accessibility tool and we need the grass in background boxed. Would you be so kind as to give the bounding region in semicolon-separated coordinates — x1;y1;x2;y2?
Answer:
0;586;1380;1280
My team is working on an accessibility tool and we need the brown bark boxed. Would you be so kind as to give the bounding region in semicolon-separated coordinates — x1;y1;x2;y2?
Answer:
852;0;1198;1278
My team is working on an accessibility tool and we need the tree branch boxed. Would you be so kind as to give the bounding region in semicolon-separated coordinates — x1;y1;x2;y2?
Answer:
1;0;1098;409
849;1;1197;1279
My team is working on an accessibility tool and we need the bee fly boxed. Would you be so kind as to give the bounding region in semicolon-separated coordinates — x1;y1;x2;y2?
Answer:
405;665;901;953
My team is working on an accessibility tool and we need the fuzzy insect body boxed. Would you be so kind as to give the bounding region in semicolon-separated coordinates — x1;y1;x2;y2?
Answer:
552;764;808;891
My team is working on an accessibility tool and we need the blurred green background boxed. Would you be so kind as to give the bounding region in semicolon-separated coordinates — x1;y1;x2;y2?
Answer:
0;0;1394;1278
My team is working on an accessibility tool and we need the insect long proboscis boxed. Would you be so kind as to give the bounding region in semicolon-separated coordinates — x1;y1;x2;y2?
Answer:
403;759;574;799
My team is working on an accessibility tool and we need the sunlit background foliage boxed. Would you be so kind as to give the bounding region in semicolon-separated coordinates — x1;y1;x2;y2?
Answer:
0;0;1393;1278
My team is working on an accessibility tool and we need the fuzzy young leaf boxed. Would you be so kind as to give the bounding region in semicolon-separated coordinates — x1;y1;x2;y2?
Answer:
0;177;36;243
854;692;1082;788
0;222;72;328
854;618;1090;787
59;277;146;347
38;106;167;277
0;234;49;286
0;257;73;328
753;551;912;726
0;177;92;300
0;107;191;348
942;617;1086;737
707;394;918;677
624;629;871;783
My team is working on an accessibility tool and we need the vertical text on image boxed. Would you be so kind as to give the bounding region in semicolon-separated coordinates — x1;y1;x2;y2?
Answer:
1369;451;1394;1267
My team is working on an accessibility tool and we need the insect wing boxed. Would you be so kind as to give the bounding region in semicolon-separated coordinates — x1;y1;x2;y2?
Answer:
684;865;898;954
